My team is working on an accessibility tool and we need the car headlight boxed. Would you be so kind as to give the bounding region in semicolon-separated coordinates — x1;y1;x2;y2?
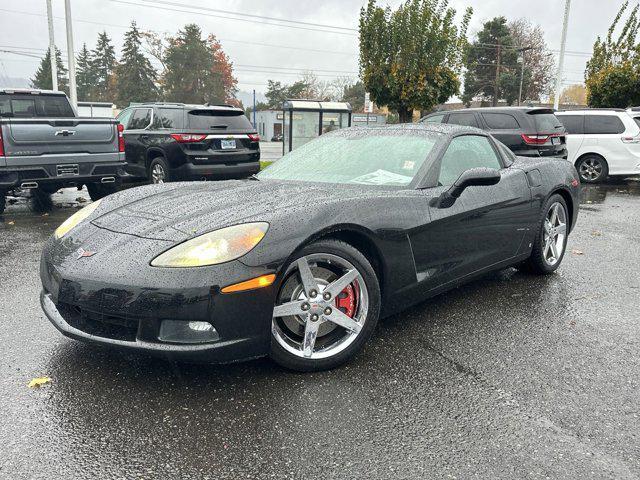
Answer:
150;222;269;268
54;199;102;239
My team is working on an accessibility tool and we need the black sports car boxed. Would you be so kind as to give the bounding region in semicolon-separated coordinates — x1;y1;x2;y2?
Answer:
40;124;580;371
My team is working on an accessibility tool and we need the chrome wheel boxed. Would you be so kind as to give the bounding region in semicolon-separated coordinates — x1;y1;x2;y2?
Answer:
151;164;166;184
542;202;567;266
272;253;369;360
578;157;603;182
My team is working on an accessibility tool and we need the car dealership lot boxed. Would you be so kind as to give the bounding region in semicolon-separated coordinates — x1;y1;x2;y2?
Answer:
0;181;639;479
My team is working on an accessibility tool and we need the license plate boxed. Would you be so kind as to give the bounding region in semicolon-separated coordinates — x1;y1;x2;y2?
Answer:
56;164;79;176
220;139;236;150
551;137;559;145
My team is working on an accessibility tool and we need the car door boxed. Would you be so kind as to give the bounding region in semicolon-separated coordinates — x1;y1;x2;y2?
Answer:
122;107;153;177
556;114;585;163
411;134;531;289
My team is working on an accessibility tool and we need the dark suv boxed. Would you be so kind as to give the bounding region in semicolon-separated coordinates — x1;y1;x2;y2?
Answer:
116;103;260;183
420;107;568;159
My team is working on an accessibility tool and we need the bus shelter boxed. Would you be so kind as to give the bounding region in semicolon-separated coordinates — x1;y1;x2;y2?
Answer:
282;100;352;153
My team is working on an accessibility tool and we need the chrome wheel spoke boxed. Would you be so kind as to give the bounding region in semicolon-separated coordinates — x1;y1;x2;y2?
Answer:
323;309;362;334
273;300;305;318
325;268;359;298
556;223;567;235
302;315;320;357
296;258;319;297
549;239;559;260
549;204;558;225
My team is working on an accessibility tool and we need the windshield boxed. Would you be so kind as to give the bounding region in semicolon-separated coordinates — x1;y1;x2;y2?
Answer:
0;94;75;118
258;129;439;186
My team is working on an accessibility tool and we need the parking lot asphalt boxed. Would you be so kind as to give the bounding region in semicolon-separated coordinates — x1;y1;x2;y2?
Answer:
0;180;639;479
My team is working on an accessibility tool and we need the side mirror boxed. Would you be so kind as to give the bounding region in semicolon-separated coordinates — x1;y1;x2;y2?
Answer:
431;167;501;208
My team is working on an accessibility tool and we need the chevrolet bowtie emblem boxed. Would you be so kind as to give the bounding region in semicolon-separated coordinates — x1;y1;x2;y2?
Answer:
76;248;96;259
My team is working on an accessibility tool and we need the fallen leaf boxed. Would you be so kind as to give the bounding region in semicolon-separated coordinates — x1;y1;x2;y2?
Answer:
571;249;584;255
76;197;87;203
28;376;51;388
42;213;49;217
591;230;602;236
7;221;15;225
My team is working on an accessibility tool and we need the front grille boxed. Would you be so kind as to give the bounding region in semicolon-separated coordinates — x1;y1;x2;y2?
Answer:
57;302;139;342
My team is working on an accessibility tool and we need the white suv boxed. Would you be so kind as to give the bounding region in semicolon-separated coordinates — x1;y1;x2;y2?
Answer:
555;109;640;183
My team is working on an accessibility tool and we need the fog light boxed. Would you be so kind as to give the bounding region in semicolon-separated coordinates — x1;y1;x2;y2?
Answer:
158;320;220;344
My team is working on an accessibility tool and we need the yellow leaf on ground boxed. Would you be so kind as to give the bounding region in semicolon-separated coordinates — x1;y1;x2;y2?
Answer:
7;221;15;225
28;376;51;388
571;249;584;255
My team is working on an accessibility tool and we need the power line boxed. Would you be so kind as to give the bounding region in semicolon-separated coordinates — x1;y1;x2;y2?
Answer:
138;0;358;32
109;0;359;36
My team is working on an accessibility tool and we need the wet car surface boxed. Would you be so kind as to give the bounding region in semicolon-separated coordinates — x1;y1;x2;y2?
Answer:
1;180;639;479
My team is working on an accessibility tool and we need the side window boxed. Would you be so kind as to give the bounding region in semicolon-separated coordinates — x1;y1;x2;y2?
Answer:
154;108;184;129
557;115;584;134
424;113;445;124
11;99;36;117
437;135;502;187
584;115;625;134
128;108;152;130
116;108;134;130
447;112;479;128
481;113;520;130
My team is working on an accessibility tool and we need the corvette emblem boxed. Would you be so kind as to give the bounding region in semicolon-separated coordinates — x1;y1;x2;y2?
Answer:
76;248;96;259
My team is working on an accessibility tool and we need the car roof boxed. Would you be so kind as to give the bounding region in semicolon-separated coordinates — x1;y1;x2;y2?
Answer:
129;102;243;113
432;106;554;115
556;109;626;115
350;123;488;137
0;88;66;96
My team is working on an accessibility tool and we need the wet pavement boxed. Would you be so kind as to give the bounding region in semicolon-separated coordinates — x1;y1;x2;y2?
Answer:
0;180;639;479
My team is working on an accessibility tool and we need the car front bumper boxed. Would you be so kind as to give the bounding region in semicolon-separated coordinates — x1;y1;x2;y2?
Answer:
39;234;278;363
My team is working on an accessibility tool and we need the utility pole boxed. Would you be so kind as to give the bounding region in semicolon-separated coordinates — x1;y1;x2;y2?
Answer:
64;0;77;108
518;46;533;106
46;0;58;91
252;89;256;129
493;43;501;107
554;0;571;110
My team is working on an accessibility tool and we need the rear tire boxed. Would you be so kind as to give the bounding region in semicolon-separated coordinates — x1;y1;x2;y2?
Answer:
149;157;171;184
576;154;608;183
269;239;381;372
0;191;5;214
87;181;119;201
522;194;569;275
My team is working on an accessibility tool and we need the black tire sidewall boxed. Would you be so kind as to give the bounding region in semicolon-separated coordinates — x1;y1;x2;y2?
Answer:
526;194;569;274
577;155;608;183
0;191;5;214
149;157;171;184
269;239;381;372
87;182;119;201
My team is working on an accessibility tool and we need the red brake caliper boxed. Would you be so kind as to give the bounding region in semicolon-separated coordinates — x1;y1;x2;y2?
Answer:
335;283;359;318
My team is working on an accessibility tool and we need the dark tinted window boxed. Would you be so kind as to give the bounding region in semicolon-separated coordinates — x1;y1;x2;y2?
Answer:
557;115;584;134
482;113;520;130
530;112;563;132
447;112;479;128
128;108;152;129
438;135;502;186
424;113;445;123
187;109;253;130
155;108;184;129
584;115;625;134
0;94;74;118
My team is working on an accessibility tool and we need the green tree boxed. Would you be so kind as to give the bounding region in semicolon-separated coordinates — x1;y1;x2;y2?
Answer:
342;81;366;111
90;31;117;102
31;47;68;94
463;16;519;106
264;79;312;108
114;21;158;107
586;1;640;107
164;24;220;103
76;43;95;101
359;0;471;122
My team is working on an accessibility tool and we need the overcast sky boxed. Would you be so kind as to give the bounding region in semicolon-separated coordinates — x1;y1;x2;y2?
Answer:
0;0;630;101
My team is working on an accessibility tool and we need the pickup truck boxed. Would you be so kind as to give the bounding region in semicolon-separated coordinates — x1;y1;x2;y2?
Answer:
0;88;126;213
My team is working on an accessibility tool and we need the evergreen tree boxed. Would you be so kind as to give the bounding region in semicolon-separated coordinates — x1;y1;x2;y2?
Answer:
114;22;158;107
76;43;95;101
31;47;68;94
90;31;117;102
462;17;520;106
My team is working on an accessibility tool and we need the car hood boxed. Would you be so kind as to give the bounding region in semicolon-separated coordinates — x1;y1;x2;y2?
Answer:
91;180;374;242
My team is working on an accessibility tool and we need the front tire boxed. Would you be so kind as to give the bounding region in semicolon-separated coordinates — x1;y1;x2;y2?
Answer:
576;154;608;183
149;157;171;184
523;194;569;274
0;191;5;214
270;240;381;372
